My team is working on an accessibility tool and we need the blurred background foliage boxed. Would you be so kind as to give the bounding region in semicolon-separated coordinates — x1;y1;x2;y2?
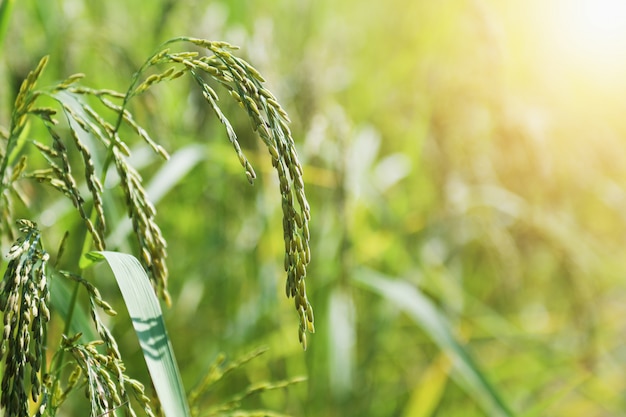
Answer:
2;0;626;416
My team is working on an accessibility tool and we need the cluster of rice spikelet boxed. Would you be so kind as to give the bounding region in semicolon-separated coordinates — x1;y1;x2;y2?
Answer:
50;264;155;416
127;37;315;348
60;335;156;417
0;220;50;416
0;54;172;303
0;57;49;243
30;127;106;251
112;145;171;304
1;39;314;348
0;222;156;417
0;36;315;416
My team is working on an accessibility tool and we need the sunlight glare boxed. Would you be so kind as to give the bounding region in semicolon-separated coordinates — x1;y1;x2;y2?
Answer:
552;0;626;78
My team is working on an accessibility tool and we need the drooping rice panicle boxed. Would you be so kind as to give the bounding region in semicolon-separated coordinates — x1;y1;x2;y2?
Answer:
0;220;50;415
163;38;314;347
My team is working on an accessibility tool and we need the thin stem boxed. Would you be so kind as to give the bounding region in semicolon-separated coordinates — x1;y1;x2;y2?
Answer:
112;36;187;133
102;37;188;182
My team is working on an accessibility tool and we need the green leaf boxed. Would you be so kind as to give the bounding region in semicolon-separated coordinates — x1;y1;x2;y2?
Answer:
92;250;191;417
402;353;450;417
327;288;356;396
354;268;514;417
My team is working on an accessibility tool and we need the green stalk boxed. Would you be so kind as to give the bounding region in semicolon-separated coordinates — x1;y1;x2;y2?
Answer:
103;37;186;174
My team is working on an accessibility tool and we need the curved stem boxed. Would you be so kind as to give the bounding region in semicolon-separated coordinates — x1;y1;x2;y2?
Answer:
102;37;189;182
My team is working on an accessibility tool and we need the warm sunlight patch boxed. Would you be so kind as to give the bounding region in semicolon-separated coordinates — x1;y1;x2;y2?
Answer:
552;0;626;79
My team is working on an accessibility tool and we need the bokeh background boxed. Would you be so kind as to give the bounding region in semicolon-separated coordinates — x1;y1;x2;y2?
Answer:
3;0;626;416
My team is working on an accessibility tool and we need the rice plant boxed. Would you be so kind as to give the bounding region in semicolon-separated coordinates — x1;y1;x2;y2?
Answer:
0;37;312;417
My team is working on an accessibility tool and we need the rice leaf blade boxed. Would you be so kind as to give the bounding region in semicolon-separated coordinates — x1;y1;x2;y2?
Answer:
402;353;450;417
92;250;190;417
354;268;514;417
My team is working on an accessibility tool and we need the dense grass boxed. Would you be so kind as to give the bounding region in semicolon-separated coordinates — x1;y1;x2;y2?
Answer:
2;0;626;416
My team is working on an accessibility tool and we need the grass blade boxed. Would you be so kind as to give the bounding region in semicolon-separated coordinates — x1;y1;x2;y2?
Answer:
327;288;356;397
354;268;514;417
403;353;451;417
90;250;191;417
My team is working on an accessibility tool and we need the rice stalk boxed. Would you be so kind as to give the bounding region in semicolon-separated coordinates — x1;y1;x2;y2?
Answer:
188;347;305;417
2;41;313;345
0;34;313;416
201;377;306;417
189;347;269;407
